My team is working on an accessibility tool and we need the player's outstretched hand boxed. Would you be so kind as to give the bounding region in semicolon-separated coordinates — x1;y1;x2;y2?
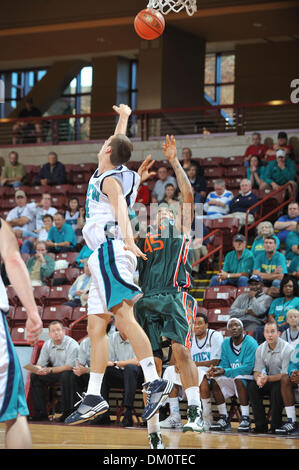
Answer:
113;104;132;117
26;311;43;346
162;134;177;162
138;154;156;183
124;240;147;261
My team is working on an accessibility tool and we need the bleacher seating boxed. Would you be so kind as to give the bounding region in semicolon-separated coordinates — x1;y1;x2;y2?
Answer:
203;285;237;309
42;305;73;327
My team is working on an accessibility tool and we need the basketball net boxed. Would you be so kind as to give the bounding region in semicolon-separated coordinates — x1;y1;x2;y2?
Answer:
147;0;197;16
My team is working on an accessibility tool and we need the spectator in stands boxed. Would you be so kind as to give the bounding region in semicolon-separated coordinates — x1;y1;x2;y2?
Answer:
248;320;295;434
246;155;265;190
161;183;179;206
12;98;42;145
151;166;177;203
34;152;67;186
267;275;299;329
160;313;223;430
243;132;268;166
180;147;203;175
229;275;272;333
38;213;54;242
261;149;297;193
46;212;77;253
286;344;299;411
136;183;150;205
281;309;299;347
251;221;280;257
26;192;58;233
74;243;93;269
76;206;86;236
285;221;299;263
64;261;92;308
96;328;144;427
274;202;299;244
0;151;26;187
25;241;55;286
288;257;299;277
203;179;233;219
265;131;295;162
252;236;287;288
207;318;258;432
65;197;80;232
29;320;79;422
6;190;36;239
187;163;207;203
209;234;254;288
225;179;259;228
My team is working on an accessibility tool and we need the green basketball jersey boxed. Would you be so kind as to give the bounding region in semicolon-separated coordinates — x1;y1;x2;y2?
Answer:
137;219;193;296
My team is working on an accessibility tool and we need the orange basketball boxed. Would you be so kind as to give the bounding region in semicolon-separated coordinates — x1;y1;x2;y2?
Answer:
134;8;165;40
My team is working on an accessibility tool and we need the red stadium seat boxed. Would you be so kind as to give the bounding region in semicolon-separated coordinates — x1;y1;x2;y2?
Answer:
55;252;80;265
197;306;208;316
69;184;88;196
200;157;224;167
207;307;231;329
51;195;67;209
33;286;50;306
236;286;251;296
6;285;21;306
42;305;73;327
1;198;17;210
65;267;80;284
13;305;43;327
72;172;90;184
6;306;16;328
26;185;51;197
71;306;88;322
69;306;88;341
47;285;71;305
222;156;244;167
48;184;72;196
224;166;246;178
10;326;27;342
203;286;237;309
204;217;240;253
205;167;224;179
226;177;242;190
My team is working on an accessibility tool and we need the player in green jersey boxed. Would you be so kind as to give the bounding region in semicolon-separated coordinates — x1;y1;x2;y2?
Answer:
135;135;204;448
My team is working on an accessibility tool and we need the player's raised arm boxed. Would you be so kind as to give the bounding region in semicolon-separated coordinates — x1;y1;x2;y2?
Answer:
112;104;132;136
0;219;42;345
162;134;194;233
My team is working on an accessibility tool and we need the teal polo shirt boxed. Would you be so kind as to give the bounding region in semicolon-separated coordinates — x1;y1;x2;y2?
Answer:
268;296;299;326
288;257;299;274
222;248;254;275
253;251;287;274
285;231;299;261
48;223;77;251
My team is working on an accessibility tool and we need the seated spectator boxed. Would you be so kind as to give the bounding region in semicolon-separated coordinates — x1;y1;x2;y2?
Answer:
260;149;297;193
64;262;92;308
246;155;265;190
160;313;223;430
65;197;80;232
209;234;254;288
26;193;57;233
12;98;42;145
285;221;299;262
274;202;299;244
6;190;36;239
97;328;144;427
243;132;268;166
76;206;86;235
136;183;150;205
252;236;287;288
0;151;26;188
267;275;299;329
251;221;280;257
265;131;295;162
288;256;299;276
281;309;299;347
29;320;79;422
207;318;258;432
161;183;180;206
74;243;93;268
287;343;299;409
229;275;272;333
46;212;77;253
248;320;295;434
25;241;55;286
34;152;67;186
151;166;177;203
187;163;207;203
21;213;55;254
224;179;259;228
180;147;203;175
203;179;233;219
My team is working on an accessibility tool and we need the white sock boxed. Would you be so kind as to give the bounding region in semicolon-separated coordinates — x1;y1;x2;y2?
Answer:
169;397;180;416
139;356;159;383
217;403;228;417
147;413;160;434
240;405;250;417
185;386;201;408
202;398;212;418
87;372;104;396
285;406;296;422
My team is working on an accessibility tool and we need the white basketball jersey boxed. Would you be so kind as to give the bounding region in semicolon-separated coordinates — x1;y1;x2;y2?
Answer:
0;220;9;313
190;329;223;363
83;165;140;250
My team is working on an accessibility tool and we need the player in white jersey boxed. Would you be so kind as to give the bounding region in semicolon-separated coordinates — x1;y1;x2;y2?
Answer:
161;313;223;430
0;217;42;448
66;105;173;438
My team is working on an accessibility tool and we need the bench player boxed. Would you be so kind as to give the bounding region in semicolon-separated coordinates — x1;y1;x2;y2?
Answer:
65;104;173;427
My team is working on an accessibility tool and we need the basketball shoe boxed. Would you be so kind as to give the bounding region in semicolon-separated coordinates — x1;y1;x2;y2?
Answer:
65;393;109;425
142;379;174;421
210;415;231;431
159;414;182;429
182;405;205;433
238;415;251;432
148;432;166;449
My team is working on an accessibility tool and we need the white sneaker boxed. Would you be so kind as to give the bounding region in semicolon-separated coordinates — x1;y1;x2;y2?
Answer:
203;412;213;431
160;414;182;429
183;405;204;433
148;432;166;449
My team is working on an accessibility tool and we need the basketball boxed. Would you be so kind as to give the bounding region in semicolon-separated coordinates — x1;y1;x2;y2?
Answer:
134;8;165;40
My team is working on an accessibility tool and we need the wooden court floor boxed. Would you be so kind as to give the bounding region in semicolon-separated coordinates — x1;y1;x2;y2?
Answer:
0;421;298;450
